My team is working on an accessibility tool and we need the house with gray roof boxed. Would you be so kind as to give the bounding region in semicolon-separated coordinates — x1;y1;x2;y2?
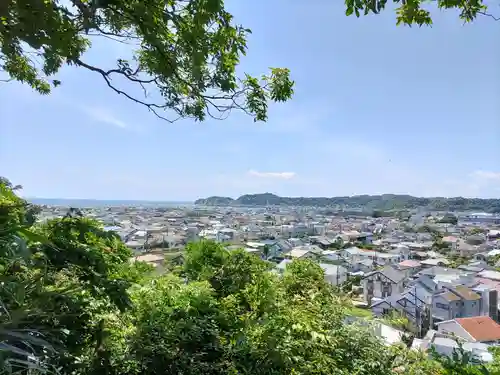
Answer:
362;266;406;304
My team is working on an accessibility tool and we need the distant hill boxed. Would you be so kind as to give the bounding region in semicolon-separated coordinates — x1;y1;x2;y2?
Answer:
192;196;234;206
194;193;500;213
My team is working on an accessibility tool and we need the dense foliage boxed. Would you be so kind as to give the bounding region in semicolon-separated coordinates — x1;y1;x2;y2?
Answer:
83;242;403;375
2;179;500;374
0;178;152;374
195;193;500;213
0;0;293;122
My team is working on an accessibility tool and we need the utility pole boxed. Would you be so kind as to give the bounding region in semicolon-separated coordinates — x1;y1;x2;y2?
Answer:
144;230;150;253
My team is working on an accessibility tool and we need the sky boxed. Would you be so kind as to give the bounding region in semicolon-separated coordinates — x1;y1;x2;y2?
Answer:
1;1;499;201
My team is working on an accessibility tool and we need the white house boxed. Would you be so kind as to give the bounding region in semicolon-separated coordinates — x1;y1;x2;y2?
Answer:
362;266;406;304
419;332;494;363
341;247;402;266
319;263;348;286
286;249;316;259
436;316;500;344
320;250;342;263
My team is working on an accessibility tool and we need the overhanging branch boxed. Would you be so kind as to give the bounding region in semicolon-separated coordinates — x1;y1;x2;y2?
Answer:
74;58;179;122
73;58;259;122
478;10;500;21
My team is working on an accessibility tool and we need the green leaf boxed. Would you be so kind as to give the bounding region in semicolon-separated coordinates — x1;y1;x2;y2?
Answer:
17;227;52;245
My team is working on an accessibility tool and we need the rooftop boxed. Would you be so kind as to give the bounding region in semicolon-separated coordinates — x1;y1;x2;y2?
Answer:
455;316;500;342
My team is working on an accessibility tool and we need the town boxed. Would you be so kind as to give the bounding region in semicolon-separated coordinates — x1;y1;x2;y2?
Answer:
3;0;498;372
37;200;500;363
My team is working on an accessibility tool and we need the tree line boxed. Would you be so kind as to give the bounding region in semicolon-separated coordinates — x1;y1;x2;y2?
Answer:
196;194;500;213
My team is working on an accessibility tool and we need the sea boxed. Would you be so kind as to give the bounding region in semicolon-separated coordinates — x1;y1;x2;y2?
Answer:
28;198;194;208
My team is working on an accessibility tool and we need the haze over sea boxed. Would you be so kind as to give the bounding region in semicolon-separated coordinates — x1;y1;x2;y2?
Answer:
29;198;193;208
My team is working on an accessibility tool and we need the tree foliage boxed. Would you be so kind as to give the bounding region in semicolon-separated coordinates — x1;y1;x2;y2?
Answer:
438;214;458;225
91;244;401;375
344;0;497;25
0;177;152;374
0;0;293;122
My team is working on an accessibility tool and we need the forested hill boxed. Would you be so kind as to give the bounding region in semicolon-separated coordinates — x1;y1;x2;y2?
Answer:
194;193;500;213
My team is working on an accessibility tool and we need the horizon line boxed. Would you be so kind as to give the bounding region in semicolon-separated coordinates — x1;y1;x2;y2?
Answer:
26;193;500;202
26;197;194;203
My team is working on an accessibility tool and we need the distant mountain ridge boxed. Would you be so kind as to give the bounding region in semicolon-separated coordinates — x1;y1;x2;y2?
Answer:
194;193;500;213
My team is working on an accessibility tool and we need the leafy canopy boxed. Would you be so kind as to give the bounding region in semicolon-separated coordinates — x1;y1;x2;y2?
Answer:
0;0;294;122
100;241;500;375
92;242;400;375
0;177;153;374
344;0;496;25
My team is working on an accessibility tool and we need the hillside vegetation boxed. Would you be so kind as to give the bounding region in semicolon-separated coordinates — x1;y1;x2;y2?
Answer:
195;193;500;213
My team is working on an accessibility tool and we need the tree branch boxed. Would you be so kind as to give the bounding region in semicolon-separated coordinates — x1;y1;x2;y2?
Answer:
74;58;180;122
86;33;137;44
73;55;262;123
478;10;500;21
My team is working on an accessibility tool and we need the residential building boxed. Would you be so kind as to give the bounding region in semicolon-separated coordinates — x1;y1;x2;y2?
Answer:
432;285;481;323
362;266;406;304
319;263;348;286
436;316;500;344
415;330;494;363
396;259;423;277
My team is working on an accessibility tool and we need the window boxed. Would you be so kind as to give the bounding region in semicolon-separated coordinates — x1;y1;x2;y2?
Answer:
382;308;390;316
382;282;392;297
436;303;449;310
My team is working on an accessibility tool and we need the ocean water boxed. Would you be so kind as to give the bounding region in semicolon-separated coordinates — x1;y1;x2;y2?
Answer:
28;198;193;208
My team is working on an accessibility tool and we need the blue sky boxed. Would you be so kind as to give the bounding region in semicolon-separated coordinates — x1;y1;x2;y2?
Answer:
1;1;499;201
